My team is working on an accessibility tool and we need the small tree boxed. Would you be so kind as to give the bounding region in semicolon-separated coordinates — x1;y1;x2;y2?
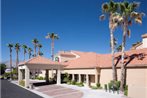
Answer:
0;63;7;75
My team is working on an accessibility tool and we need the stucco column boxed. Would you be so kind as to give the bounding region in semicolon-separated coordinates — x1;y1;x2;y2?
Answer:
95;68;99;84
18;67;22;83
57;69;61;85
51;68;54;78
45;69;49;83
86;74;89;87
72;74;75;81
78;74;81;82
25;65;30;88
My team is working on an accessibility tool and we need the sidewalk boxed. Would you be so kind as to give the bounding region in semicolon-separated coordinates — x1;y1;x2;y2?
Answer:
60;84;128;98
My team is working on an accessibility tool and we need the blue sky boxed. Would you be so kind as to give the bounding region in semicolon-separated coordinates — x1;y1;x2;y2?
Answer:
1;0;147;62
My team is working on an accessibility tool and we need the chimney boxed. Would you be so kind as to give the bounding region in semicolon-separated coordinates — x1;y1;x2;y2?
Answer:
142;33;147;48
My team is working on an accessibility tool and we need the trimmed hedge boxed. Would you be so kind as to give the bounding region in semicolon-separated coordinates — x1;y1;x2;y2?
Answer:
75;82;84;87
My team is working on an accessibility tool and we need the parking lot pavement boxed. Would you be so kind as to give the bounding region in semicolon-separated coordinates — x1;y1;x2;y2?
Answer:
1;80;43;98
35;85;83;98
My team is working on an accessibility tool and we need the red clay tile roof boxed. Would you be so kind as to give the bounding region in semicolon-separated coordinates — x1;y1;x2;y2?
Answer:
18;56;66;66
64;48;147;69
65;51;99;69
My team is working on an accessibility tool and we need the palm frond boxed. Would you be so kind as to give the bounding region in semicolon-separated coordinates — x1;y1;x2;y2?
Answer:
32;38;39;44
132;2;140;9
120;3;126;14
102;3;109;12
124;1;129;8
135;17;142;24
99;14;105;20
7;44;13;47
130;11;138;18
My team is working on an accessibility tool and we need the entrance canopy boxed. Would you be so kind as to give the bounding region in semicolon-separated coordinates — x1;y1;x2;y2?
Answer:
18;56;67;88
18;56;66;70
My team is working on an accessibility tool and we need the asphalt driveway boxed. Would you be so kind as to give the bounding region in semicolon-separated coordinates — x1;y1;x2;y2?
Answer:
1;80;43;98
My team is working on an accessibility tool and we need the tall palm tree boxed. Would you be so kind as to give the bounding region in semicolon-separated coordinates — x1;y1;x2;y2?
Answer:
100;0;120;81
28;47;33;59
119;1;145;92
37;44;42;56
32;38;39;57
15;43;21;67
45;32;59;60
22;45;28;61
7;43;13;80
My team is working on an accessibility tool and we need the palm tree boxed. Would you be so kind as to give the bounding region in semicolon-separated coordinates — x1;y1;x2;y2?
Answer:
7;43;13;80
37;44;42;56
100;0;120;81
28;48;33;59
116;45;122;52
32;38;39;57
22;45;28;61
45;32;59;60
15;43;21;67
119;1;145;92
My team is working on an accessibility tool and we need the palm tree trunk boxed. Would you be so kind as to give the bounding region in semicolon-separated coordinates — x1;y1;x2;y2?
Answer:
29;52;31;59
120;19;127;92
109;13;117;81
51;39;54;61
24;53;25;61
16;50;19;67
16;50;19;79
10;48;13;80
38;48;40;55
110;29;117;81
34;45;36;57
51;39;54;78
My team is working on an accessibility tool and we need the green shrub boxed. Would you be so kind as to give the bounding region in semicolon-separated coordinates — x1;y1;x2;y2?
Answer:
115;81;120;90
12;75;18;80
71;80;76;85
91;83;103;90
63;77;69;83
96;83;101;88
104;84;108;92
4;72;11;78
98;86;103;89
124;85;128;90
91;86;98;89
124;85;128;96
64;73;70;82
108;82;112;92
75;82;84;87
35;76;45;80
19;80;25;87
67;80;71;85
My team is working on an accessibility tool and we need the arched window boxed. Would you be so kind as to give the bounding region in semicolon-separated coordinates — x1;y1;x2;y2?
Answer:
55;57;59;62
